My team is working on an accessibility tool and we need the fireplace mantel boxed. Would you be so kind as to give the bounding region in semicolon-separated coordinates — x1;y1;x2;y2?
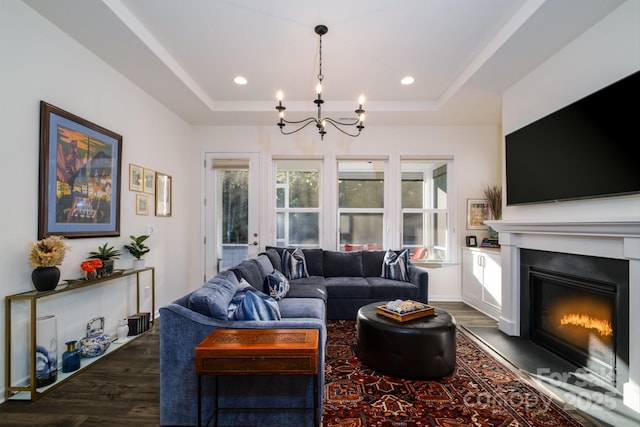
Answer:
485;219;640;237
487;218;640;412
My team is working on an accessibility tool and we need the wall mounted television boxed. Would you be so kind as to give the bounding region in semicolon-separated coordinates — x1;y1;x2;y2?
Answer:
505;70;639;206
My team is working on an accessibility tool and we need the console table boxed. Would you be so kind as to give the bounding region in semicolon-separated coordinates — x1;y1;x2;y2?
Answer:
4;267;155;401
195;328;319;427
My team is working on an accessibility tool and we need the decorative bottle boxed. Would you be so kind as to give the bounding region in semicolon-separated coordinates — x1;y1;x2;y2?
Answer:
117;319;129;341
61;340;81;373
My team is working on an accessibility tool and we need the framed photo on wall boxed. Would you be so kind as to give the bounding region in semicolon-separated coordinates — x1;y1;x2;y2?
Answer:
129;164;143;192
143;168;155;194
136;194;150;215
38;101;122;239
155;172;172;217
466;198;490;230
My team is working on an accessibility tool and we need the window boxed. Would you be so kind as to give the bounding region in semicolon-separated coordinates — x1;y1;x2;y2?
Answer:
401;160;450;262
337;160;386;251
274;160;321;247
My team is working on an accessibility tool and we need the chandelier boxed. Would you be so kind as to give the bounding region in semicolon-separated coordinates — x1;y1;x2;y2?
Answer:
276;25;365;140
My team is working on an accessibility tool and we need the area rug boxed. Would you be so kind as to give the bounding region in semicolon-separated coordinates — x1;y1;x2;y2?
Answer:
322;320;584;427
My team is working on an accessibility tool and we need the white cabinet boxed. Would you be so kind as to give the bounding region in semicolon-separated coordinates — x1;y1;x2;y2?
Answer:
462;248;501;320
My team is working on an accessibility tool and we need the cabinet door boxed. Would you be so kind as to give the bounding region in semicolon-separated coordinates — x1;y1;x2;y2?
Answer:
482;251;501;309
462;249;483;301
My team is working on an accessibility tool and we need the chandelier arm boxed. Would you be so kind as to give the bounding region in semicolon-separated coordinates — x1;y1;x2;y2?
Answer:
281;117;320;125
279;119;319;135
323;119;363;137
322;117;362;126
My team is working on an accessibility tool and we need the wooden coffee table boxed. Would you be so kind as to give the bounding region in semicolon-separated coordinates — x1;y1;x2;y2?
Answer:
195;328;319;427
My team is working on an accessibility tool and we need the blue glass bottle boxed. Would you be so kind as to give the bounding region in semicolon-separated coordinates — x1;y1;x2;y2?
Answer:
62;340;81;373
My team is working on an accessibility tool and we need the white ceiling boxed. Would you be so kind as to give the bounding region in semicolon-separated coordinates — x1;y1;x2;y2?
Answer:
24;0;624;126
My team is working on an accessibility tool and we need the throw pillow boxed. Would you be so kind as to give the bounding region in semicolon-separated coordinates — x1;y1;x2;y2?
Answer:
266;270;290;300
187;275;237;320
281;248;309;280
230;290;281;321
381;249;411;282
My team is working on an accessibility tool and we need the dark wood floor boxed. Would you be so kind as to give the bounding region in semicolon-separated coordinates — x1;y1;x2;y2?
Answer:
2;302;601;427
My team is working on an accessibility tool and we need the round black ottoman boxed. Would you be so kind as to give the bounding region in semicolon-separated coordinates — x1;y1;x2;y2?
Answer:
356;302;457;380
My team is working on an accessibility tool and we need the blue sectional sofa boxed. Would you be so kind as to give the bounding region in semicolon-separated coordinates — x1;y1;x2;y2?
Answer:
159;248;429;426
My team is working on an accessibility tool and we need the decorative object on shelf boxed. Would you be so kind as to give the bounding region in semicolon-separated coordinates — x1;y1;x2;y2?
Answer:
117;319;129;341
61;340;81;373
88;242;121;277
35;315;58;387
124;234;150;269
29;235;70;291
79;316;111;358
483;184;502;239
38;101;122;239
275;24;365;140
80;259;102;280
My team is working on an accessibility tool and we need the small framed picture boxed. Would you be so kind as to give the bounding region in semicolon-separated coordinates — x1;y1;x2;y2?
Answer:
467;198;490;230
129;164;143;192
466;236;477;247
136;194;149;215
143;168;155;194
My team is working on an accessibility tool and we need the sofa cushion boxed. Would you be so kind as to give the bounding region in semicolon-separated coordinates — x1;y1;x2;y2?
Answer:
229;259;265;289
286;277;327;302
187;275;238;320
266;270;290;300
366;277;419;300
282;248;309;280
263;249;283;273
324;276;370;298
278;297;325;320
230;290;281;321
382;249;410;282
301;249;324;276
254;254;275;277
323;251;363;277
362;250;387;277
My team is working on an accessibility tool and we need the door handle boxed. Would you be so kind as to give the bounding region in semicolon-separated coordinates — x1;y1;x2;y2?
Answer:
252;241;258;246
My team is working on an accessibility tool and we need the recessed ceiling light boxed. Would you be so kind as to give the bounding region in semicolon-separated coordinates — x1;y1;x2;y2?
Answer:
401;76;415;85
234;76;247;85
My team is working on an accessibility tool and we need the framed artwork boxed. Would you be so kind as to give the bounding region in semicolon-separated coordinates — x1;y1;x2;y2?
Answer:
143;168;155;194
465;235;478;247
135;194;150;215
38;101;122;239
129;164;143;192
466;198;490;230
155;172;172;217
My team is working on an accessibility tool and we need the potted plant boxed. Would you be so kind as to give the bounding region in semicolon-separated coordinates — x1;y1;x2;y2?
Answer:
124;235;150;269
88;242;121;277
29;235;70;291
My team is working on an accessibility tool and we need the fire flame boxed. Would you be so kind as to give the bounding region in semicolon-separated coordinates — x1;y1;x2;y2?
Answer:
560;313;613;337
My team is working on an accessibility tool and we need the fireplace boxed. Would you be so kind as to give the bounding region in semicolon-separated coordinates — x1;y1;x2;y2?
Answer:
520;249;629;391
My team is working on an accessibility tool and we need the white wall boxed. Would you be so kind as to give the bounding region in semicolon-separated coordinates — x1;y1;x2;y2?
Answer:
193;124;501;301
502;0;640;222
0;1;200;402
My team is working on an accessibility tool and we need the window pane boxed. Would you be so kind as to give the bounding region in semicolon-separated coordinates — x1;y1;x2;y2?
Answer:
221;170;248;244
276;212;285;240
402;213;423;245
339;213;383;245
338;160;385;209
402;179;423;209
276;187;285;208
288;171;319;208
288;212;319;245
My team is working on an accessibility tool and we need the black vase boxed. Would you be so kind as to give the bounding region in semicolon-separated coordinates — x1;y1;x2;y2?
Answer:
31;266;60;291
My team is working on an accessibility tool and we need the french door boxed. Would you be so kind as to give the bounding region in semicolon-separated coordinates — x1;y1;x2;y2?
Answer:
204;153;260;280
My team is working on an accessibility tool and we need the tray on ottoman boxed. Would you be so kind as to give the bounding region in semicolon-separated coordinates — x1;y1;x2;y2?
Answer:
376;301;435;322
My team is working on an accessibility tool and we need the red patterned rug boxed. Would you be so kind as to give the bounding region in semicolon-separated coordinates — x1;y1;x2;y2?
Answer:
322;320;584;427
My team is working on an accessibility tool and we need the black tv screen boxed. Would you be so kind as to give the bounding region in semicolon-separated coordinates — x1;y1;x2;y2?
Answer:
505;70;640;206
